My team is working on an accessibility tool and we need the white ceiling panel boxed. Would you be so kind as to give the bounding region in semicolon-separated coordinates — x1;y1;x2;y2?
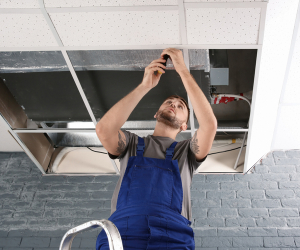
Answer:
0;14;58;47
44;0;178;7
0;0;39;8
186;8;261;44
49;11;180;46
282;17;300;104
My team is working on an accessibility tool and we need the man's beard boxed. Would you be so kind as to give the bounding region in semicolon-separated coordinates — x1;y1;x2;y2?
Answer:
156;109;185;130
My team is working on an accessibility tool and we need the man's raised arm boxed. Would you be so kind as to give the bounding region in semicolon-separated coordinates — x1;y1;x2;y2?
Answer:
160;48;217;162
96;83;149;137
96;57;167;155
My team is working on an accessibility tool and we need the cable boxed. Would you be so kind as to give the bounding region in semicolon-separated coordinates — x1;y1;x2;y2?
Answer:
212;143;233;149
87;144;247;156
87;147;108;154
208;144;247;155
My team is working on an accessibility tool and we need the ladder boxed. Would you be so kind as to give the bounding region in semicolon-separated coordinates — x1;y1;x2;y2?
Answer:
59;219;123;250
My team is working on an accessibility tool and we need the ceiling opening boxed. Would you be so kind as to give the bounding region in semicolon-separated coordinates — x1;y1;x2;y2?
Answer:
0;48;256;173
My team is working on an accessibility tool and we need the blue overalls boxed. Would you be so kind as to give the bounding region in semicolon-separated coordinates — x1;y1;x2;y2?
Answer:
96;136;195;249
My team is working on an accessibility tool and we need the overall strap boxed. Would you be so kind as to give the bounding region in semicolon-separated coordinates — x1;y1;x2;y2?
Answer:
136;136;145;157
165;141;178;161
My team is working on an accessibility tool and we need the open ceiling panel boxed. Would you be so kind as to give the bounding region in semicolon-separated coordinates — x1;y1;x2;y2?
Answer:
0;49;210;123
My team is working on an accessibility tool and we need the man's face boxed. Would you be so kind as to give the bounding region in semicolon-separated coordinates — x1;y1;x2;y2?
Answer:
154;98;188;130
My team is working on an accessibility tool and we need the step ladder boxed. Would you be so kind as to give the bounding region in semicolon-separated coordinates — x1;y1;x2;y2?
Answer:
59;219;123;250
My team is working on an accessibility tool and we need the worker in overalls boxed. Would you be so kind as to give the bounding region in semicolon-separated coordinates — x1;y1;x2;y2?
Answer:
96;48;218;249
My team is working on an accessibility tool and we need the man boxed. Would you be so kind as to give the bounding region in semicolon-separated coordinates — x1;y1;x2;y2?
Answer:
96;48;217;249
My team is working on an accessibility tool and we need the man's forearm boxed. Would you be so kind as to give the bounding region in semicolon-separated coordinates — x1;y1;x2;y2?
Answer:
179;69;217;128
96;83;151;137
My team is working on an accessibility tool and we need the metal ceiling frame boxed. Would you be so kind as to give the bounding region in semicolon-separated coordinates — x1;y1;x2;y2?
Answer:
178;0;195;138
0;0;267;175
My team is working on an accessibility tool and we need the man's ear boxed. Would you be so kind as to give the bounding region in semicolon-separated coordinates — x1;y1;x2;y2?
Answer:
181;123;188;131
154;113;157;118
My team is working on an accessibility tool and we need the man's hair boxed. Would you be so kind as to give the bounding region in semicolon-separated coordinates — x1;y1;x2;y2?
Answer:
163;95;190;125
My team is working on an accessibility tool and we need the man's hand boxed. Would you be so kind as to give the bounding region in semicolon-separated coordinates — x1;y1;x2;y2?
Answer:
160;48;188;74
140;58;166;90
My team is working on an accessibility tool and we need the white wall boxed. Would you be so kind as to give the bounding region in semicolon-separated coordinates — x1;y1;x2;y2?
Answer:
271;0;300;150
242;0;300;173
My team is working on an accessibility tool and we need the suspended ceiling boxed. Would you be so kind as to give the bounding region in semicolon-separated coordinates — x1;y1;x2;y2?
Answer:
0;0;270;174
0;0;266;48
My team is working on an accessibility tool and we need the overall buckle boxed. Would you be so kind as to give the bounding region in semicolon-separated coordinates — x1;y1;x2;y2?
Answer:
166;148;174;156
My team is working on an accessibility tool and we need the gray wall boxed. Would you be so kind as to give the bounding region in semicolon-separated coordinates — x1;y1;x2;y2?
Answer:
0;150;300;249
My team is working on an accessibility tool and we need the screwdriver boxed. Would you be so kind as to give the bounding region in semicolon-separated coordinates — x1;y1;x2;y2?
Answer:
158;54;170;74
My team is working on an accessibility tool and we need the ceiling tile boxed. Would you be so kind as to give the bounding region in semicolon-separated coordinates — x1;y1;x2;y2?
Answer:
49;11;180;46
0;14;58;47
186;7;261;44
44;0;178;7
0;0;39;8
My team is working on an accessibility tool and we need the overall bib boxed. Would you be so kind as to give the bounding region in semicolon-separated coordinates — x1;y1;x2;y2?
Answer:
96;136;195;250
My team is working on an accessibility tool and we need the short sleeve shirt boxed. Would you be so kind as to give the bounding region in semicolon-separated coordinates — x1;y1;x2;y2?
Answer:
107;130;207;221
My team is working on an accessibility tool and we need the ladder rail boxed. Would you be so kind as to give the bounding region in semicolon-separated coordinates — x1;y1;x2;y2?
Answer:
59;219;123;250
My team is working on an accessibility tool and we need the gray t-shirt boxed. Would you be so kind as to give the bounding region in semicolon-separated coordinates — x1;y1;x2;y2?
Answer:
107;130;207;221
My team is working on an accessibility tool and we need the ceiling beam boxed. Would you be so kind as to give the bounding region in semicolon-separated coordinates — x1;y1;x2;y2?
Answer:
178;0;196;137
